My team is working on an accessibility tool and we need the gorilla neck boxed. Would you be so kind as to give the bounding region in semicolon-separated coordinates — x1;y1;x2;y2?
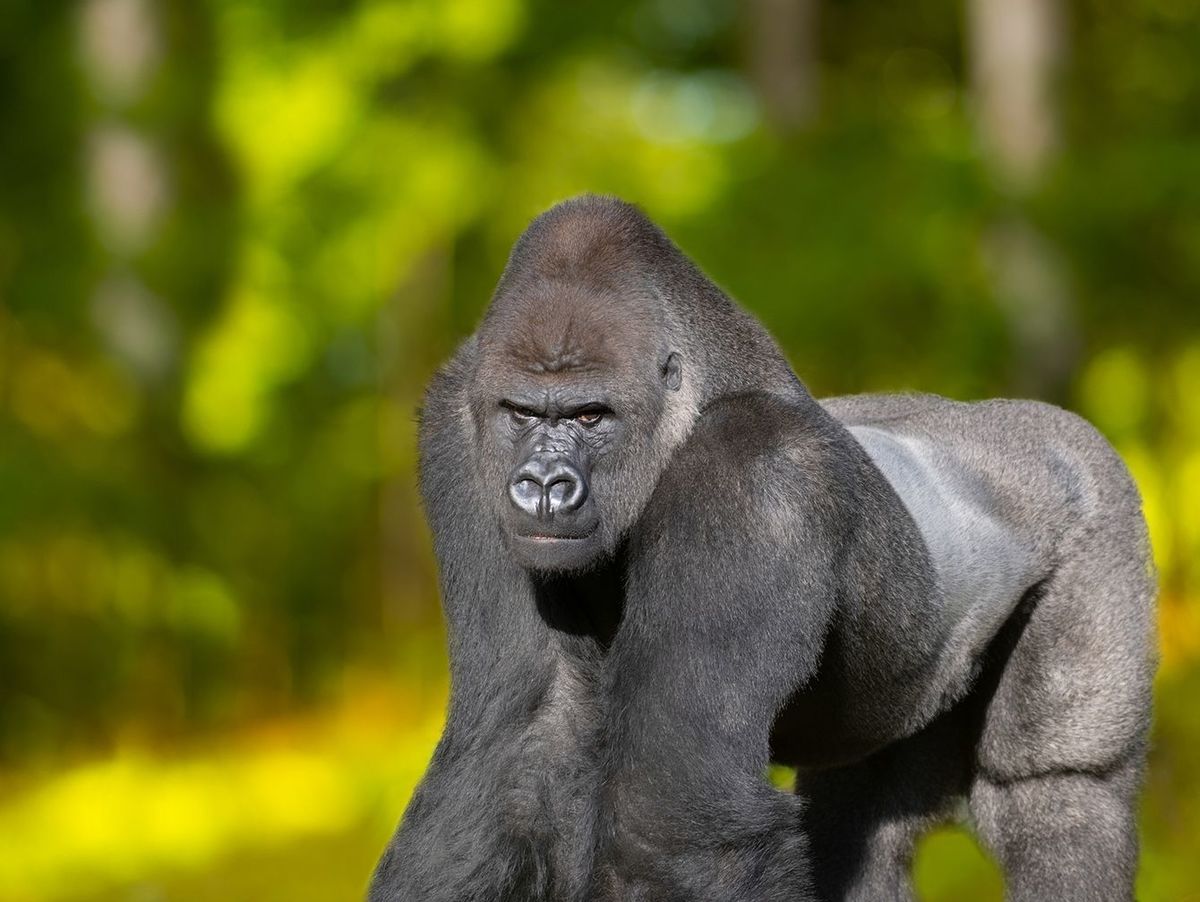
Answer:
533;548;626;651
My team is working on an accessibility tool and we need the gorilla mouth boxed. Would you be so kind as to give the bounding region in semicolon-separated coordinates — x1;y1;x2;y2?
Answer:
519;530;594;542
508;524;602;573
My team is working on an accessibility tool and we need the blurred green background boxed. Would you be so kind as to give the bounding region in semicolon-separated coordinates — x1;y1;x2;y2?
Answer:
1;0;1198;899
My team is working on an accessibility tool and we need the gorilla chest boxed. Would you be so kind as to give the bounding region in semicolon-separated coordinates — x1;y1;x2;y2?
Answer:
521;655;600;764
514;572;619;809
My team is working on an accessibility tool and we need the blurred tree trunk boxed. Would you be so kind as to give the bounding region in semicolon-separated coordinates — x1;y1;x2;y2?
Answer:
745;0;819;131
81;0;177;380
968;0;1061;189
968;0;1078;400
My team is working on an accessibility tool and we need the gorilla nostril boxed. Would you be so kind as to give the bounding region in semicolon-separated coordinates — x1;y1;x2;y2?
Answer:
508;477;544;517
546;479;569;509
545;467;587;515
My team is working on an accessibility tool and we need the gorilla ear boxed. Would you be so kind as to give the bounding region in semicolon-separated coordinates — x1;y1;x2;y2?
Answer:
661;352;683;392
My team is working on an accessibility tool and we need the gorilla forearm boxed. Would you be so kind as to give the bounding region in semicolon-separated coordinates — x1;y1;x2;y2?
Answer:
369;744;528;902
371;639;606;901
593;730;812;900
594;790;811;902
587;394;848;898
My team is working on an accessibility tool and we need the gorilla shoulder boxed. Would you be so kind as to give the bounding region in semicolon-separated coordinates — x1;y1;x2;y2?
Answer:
629;391;864;567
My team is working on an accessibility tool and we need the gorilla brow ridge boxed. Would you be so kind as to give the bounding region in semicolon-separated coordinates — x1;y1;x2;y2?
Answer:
504;305;622;376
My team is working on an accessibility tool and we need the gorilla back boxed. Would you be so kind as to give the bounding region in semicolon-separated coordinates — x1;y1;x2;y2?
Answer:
370;195;1156;902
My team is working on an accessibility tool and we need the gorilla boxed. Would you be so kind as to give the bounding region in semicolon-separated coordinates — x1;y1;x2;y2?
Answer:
370;195;1156;902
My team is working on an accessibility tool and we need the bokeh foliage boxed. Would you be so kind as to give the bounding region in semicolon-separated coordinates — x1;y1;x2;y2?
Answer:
0;0;1198;898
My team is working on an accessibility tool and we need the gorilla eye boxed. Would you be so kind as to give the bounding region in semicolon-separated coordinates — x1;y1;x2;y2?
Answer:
576;411;603;427
503;403;538;425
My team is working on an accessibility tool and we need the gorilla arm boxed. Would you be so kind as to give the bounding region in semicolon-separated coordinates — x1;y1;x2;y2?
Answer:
370;341;583;902
593;392;844;901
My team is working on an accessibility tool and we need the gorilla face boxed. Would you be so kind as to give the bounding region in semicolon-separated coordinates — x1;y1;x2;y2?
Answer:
492;382;619;571
470;281;691;574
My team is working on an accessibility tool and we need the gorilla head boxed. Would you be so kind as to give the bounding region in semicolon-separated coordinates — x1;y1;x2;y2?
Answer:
468;198;699;572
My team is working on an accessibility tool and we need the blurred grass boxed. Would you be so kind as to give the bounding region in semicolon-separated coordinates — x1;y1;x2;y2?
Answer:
0;667;1195;901
0;680;444;902
81;827;385;902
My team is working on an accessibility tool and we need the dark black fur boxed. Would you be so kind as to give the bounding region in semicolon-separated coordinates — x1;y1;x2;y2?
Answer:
370;196;1155;901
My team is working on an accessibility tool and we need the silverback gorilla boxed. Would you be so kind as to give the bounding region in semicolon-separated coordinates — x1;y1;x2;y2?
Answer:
370;195;1156;902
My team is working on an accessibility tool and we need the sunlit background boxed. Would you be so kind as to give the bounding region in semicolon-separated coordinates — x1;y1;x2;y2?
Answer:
0;0;1197;898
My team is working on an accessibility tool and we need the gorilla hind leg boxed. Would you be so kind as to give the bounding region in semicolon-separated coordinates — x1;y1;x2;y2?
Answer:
971;498;1154;901
969;758;1142;902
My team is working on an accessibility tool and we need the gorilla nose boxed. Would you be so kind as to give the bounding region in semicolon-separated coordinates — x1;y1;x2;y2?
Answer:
508;457;588;520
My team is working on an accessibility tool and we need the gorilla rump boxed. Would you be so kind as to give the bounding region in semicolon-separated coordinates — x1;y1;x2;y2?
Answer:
370;196;1156;901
